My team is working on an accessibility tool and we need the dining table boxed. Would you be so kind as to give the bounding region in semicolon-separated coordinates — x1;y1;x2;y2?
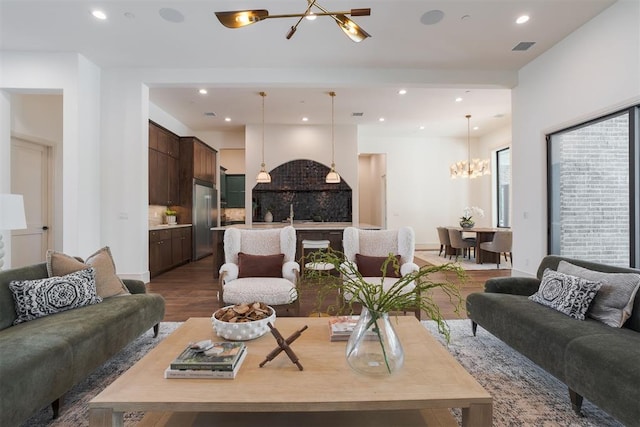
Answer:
447;226;507;264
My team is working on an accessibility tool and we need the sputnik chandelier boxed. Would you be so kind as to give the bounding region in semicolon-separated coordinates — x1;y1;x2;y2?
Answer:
450;115;491;179
215;0;371;42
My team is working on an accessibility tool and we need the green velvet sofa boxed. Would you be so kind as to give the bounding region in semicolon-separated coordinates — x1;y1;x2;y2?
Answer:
0;262;165;427
466;255;640;427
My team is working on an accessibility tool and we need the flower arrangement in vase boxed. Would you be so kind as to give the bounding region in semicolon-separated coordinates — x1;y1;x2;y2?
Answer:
460;206;484;228
304;249;465;375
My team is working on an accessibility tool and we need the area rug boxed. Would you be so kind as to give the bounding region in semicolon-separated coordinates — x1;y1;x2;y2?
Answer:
21;321;621;426
422;320;621;426
415;249;512;271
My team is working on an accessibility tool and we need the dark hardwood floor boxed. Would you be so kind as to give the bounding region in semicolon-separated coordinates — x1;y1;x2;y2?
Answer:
147;254;511;322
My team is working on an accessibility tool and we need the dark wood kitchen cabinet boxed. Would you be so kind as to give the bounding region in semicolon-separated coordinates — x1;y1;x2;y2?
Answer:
178;136;217;227
149;121;180;206
149;227;192;277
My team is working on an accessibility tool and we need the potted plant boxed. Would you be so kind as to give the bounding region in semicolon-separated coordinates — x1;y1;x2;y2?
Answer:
304;249;465;375
165;209;177;225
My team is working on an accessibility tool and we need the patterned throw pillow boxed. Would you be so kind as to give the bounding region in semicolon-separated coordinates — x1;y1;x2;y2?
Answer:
9;268;103;324
529;269;602;320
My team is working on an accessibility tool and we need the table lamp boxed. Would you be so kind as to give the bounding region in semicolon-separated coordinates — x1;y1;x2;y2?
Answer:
0;194;27;270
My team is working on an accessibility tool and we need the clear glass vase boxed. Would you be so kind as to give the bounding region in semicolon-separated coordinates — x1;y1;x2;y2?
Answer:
346;307;404;375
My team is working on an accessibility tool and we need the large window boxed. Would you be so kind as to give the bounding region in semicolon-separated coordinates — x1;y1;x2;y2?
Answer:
547;106;639;267
496;147;511;228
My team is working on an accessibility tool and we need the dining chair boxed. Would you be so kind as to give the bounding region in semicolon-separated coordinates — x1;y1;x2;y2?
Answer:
479;230;512;268
218;226;300;316
447;228;476;261
436;226;452;258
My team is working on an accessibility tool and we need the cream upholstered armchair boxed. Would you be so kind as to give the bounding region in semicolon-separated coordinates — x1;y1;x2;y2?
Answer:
341;226;421;317
218;226;300;316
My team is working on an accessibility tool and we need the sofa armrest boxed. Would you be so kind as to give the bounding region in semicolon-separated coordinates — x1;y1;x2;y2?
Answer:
123;279;146;294
484;277;541;296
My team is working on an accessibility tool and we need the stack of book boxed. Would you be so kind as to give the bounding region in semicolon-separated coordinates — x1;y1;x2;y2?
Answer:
328;316;378;342
164;341;247;379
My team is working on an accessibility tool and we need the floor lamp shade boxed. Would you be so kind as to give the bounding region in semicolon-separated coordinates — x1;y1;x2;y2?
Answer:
0;194;27;230
0;194;27;270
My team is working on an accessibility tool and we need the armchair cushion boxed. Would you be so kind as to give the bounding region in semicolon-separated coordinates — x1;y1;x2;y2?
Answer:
238;252;284;278
223;277;297;306
355;254;401;278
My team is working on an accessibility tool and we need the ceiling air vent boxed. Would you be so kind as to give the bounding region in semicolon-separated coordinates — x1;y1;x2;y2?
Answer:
204;112;217;117
512;42;536;51
351;112;364;117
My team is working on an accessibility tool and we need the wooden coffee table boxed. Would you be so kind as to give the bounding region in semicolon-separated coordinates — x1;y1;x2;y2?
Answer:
89;317;491;426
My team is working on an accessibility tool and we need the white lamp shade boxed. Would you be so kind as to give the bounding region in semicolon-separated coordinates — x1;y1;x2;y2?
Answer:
0;194;27;230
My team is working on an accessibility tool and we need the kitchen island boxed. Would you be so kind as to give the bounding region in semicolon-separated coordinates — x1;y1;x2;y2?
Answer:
211;222;381;278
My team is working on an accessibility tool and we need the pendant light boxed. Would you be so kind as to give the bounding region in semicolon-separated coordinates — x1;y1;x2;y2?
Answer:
325;91;341;183
256;91;272;184
450;114;490;179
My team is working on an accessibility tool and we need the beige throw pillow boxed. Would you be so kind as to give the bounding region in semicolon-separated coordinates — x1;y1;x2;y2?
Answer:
46;247;130;298
557;260;640;327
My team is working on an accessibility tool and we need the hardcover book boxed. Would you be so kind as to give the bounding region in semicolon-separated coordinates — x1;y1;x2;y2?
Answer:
328;316;377;342
165;347;247;379
170;341;246;371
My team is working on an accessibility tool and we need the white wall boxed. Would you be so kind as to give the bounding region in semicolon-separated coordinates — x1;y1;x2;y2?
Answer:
511;0;640;276
1;52;102;261
359;134;479;246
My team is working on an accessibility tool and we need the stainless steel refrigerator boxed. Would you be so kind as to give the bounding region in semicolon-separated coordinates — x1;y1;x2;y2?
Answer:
193;181;217;260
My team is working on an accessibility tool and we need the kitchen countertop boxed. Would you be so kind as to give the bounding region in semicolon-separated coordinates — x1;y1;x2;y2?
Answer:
149;223;193;231
211;222;381;231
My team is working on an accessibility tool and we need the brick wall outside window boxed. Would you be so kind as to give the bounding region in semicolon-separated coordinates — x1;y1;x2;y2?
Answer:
556;114;629;266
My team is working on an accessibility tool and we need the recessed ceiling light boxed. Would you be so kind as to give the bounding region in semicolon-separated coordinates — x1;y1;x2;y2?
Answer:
398;89;407;95
455;97;463;102
473;126;479;130
198;89;208;95
379;117;385;122
419;126;425;130
516;15;530;24
302;117;309;122
92;10;107;20
225;117;231;122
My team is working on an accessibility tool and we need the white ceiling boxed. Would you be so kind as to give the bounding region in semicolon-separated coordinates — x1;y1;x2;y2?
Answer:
0;0;617;138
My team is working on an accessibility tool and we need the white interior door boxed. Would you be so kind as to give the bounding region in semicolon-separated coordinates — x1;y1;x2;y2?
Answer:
11;138;51;267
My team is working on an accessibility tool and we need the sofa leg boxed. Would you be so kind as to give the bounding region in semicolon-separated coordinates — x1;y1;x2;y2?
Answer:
153;323;160;338
471;320;478;336
51;396;62;419
569;388;584;415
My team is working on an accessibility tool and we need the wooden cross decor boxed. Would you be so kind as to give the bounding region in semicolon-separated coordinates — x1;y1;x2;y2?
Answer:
259;322;308;371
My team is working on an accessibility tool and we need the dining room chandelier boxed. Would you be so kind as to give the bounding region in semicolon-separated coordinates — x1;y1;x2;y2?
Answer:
450;114;490;179
256;91;272;184
215;0;371;42
325;91;341;183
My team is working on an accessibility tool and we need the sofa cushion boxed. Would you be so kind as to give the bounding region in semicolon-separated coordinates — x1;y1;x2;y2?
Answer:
356;254;401;278
529;269;601;320
237;252;284;278
557;260;640;327
46;247;130;298
9;268;102;324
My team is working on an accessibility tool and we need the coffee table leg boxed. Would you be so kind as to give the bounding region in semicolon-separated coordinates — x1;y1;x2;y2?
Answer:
461;403;492;427
89;408;124;427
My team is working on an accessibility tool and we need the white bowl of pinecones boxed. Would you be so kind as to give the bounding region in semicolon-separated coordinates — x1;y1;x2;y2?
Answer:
211;302;275;341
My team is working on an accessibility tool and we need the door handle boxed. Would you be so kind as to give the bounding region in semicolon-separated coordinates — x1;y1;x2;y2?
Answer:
42;226;49;231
